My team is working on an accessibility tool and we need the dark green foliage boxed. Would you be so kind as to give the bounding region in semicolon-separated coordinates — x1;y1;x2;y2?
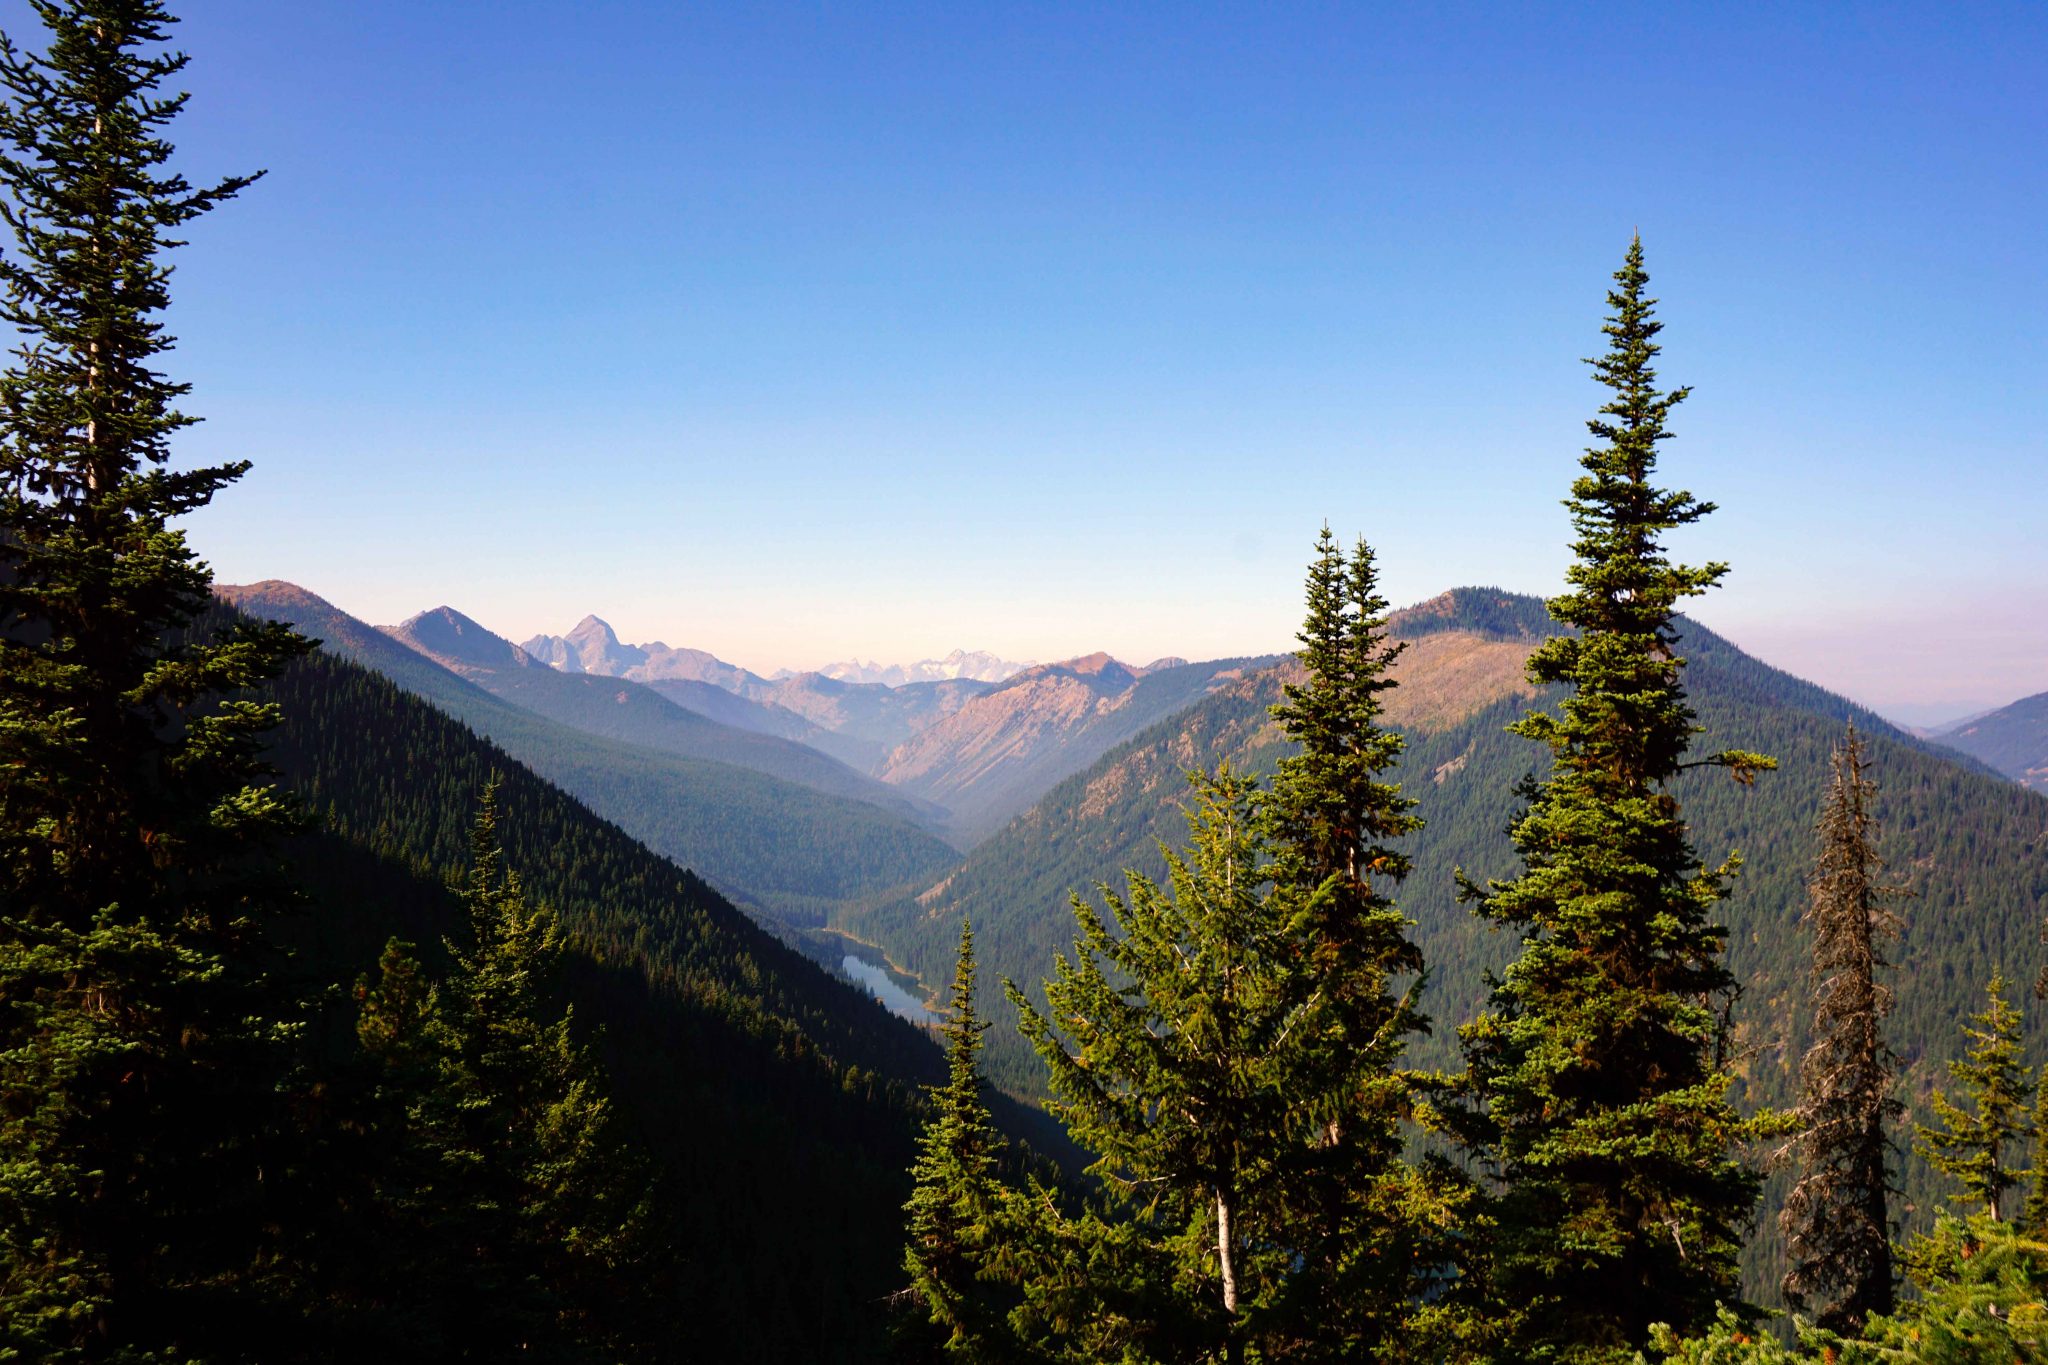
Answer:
1445;239;1776;1360
0;3;309;1356
1933;690;2048;794
256;634;1003;1361
2025;1073;2048;1234
1262;530;1450;1352
1011;767;1336;1360
222;583;964;927
344;783;655;1361
1916;977;2032;1222
902;921;1011;1361
1779;726;1905;1331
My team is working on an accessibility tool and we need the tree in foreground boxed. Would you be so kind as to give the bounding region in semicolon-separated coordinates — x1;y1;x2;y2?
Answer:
0;2;307;1356
1263;528;1455;1353
902;919;1013;1361
1916;975;2032;1223
1011;766;1320;1363
1778;724;1907;1333
1445;237;1776;1361
353;782;656;1362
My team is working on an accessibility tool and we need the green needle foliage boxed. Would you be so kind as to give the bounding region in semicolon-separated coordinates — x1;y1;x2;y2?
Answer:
1011;766;1319;1363
1779;724;1907;1333
345;782;658;1361
1446;237;1777;1361
1263;528;1455;1354
1916;976;2032;1223
0;2;308;1357
903;920;1012;1361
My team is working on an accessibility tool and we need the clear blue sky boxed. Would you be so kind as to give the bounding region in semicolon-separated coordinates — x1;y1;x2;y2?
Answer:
23;1;2043;722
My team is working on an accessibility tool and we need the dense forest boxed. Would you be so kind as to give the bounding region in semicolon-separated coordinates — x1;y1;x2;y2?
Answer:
3;4;2045;1363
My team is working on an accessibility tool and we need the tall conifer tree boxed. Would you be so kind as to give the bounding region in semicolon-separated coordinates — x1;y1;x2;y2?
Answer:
1264;528;1443;1352
903;920;1011;1361
1917;976;2033;1223
1447;238;1774;1361
0;3;306;1356
1779;724;1906;1332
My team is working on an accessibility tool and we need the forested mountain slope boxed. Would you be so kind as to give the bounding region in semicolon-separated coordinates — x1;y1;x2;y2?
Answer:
219;583;961;922
748;672;993;772
876;652;1283;842
1935;689;2048;791
249;627;959;1360
843;589;2048;1172
385;604;946;826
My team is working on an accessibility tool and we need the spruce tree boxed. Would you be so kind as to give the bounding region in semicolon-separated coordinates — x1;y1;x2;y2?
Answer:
1779;724;1907;1332
1447;237;1775;1360
1916;976;2032;1222
1011;766;1318;1362
0;3;307;1357
1263;528;1445;1352
903;920;1011;1361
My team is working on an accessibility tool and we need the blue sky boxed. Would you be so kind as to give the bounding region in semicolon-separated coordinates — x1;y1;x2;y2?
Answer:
21;2;2042;721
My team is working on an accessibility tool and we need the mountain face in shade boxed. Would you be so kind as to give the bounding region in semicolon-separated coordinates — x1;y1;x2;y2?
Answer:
218;582;959;920
798;649;1034;687
392;605;542;674
1936;690;2048;790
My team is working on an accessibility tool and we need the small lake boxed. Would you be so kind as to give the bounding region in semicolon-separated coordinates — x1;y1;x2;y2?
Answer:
841;954;941;1026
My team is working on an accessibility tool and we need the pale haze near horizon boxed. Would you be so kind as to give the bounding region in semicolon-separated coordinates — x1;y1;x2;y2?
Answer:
48;1;2034;728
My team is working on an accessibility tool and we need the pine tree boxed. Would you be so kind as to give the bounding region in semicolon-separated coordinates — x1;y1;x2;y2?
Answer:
1447;237;1776;1361
0;4;307;1357
903;920;1011;1361
1263;528;1447;1352
1779;724;1907;1332
1011;766;1317;1362
1916;976;2032;1222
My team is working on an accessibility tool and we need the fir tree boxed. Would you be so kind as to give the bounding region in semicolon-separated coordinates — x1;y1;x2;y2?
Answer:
0;3;307;1357
1916;975;2032;1222
903;920;1011;1361
1011;766;1317;1362
1779;724;1907;1332
1263;528;1447;1352
1447;237;1776;1361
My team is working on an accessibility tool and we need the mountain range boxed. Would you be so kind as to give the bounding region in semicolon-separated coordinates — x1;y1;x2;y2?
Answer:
223;575;2048;1311
792;648;1033;686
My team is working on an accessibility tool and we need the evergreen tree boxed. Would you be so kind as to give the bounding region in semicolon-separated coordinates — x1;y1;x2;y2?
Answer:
343;782;656;1361
903;920;1011;1361
1263;528;1448;1352
1446;237;1776;1361
1779;724;1907;1332
1916;976;2032;1222
0;3;307;1357
2024;1074;2048;1234
1010;766;1318;1363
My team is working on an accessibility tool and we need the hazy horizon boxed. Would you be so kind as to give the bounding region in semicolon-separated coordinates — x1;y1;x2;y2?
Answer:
102;0;2039;728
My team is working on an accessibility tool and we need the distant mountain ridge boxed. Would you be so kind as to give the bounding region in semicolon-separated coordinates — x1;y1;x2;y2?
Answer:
794;648;1034;687
1935;690;2048;791
216;582;961;921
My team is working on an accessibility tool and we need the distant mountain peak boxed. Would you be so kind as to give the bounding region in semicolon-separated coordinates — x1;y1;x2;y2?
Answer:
386;606;536;674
